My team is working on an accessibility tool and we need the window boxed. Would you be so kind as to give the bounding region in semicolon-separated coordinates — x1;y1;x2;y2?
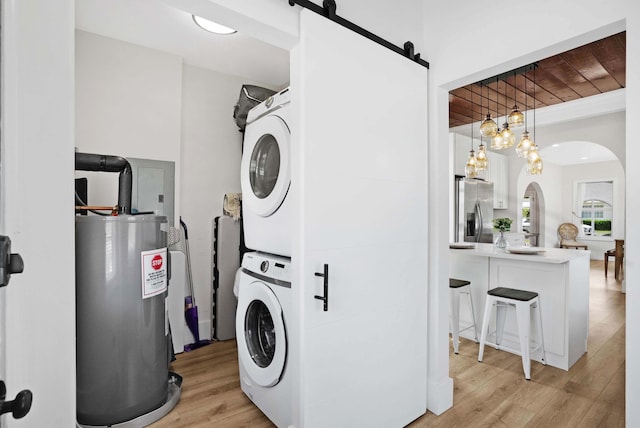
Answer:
576;181;613;236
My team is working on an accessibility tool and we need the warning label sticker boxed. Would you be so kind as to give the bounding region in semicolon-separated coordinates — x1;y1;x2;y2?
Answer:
141;248;168;299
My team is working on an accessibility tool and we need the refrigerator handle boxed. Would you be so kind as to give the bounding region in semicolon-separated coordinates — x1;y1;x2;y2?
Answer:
475;202;482;243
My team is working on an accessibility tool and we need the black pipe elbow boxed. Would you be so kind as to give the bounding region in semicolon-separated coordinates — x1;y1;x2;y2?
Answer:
75;152;133;215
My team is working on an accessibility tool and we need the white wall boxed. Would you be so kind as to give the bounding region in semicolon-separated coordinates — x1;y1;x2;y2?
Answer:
561;161;625;259
510;112;626;241
75;30;183;214
180;64;277;338
480;112;626;228
538;112;626;168
424;0;639;423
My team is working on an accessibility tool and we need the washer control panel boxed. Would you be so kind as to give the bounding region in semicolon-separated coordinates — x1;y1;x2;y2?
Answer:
242;252;291;283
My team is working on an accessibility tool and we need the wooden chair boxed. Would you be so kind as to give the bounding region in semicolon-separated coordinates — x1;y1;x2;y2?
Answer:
558;223;588;250
605;239;624;279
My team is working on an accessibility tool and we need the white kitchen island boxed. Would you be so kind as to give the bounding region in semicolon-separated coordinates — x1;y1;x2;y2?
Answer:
450;243;590;371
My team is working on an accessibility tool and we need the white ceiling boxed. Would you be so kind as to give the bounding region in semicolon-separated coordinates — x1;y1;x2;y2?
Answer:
75;0;290;87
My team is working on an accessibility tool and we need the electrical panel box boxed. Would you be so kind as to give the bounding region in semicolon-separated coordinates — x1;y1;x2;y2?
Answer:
128;157;175;225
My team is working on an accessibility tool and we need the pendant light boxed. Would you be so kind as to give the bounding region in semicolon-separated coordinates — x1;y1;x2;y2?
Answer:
465;146;478;177
476;138;488;171
527;65;543;175
508;70;525;128
480;80;498;138
475;87;488;170
500;79;516;148
516;70;534;158
465;84;478;178
490;78;504;149
468;63;543;174
527;145;543;175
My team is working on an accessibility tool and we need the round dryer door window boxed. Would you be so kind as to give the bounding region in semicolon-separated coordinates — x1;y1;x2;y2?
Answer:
241;114;290;217
249;134;280;200
236;279;287;387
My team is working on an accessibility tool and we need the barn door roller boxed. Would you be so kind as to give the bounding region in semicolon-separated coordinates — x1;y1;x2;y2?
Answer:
288;0;429;69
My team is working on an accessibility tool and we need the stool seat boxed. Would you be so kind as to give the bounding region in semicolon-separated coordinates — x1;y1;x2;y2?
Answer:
488;287;538;301
449;278;471;289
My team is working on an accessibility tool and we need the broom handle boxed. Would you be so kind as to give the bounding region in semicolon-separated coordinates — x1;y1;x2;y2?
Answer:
180;217;196;301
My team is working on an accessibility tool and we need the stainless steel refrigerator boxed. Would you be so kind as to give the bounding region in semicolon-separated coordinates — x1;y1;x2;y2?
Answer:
454;176;494;243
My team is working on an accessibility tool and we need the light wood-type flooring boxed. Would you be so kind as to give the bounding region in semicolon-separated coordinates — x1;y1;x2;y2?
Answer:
150;259;625;427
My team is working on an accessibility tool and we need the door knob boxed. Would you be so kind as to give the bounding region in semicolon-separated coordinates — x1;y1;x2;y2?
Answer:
0;381;32;419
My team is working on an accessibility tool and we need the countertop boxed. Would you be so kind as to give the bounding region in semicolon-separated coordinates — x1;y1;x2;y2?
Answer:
450;242;590;264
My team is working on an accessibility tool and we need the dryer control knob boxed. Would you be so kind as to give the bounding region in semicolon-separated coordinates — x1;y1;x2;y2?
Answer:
260;261;269;273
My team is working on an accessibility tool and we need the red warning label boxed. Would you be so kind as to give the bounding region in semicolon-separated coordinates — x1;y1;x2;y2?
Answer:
141;248;167;299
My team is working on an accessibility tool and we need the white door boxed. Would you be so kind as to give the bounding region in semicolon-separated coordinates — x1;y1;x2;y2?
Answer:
292;10;429;427
1;1;76;425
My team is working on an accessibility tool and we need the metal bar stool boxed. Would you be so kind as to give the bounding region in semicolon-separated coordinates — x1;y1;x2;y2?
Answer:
478;287;546;380
449;278;478;354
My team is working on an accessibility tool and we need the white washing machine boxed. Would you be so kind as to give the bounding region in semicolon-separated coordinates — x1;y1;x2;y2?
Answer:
235;252;291;428
241;87;291;257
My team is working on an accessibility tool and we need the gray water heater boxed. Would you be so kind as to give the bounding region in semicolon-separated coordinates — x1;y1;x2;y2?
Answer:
76;214;179;427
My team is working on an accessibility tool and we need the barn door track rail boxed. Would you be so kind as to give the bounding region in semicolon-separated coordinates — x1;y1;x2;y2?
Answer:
288;0;429;69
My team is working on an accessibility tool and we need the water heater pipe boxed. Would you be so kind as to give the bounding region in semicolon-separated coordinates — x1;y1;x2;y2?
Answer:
75;152;132;215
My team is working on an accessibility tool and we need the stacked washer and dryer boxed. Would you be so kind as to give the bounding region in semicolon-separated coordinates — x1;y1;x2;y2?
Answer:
236;87;293;428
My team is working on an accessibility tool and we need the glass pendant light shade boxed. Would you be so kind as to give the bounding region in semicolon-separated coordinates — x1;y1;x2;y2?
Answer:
490;129;504;149
516;131;533;158
475;143;488;170
500;123;516;148
508;105;525;128
465;149;478;178
527;145;543;175
480;115;498;137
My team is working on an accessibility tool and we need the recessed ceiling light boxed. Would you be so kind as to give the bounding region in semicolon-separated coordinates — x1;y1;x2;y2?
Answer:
192;15;236;35
581;156;589;160
552;144;560;147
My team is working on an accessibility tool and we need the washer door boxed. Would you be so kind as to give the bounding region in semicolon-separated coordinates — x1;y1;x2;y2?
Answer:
236;279;286;387
241;114;290;217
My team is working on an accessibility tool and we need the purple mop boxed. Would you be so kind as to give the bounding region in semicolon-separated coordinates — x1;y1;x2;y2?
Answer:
180;217;211;351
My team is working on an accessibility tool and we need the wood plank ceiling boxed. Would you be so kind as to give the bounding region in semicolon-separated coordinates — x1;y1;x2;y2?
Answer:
448;32;626;129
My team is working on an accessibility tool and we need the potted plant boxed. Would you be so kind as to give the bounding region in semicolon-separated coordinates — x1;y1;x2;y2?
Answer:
493;217;512;249
493;217;513;232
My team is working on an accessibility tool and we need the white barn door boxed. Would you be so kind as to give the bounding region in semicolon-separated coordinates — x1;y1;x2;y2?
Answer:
291;10;429;427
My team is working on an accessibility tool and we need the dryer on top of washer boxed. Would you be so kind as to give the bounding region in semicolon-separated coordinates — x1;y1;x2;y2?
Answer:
241;87;292;257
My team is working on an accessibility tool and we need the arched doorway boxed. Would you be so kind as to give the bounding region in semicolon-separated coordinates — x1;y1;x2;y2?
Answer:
522;182;544;247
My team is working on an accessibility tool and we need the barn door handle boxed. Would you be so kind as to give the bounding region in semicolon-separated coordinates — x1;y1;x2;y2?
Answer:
314;264;329;312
